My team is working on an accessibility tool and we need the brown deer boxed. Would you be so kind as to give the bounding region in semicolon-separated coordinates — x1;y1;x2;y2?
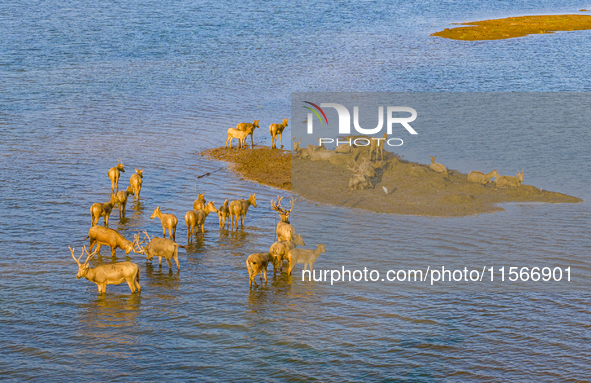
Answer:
70;246;141;293
369;133;387;161
217;199;230;229
90;194;118;227
269;233;305;275
229;193;257;230
87;225;139;258
108;160;125;193
347;158;373;190
192;193;206;210
288;244;326;276
246;252;276;288
236;120;260;148
226;128;250;149
271;196;298;242
495;170;524;188
292;137;309;159
468;169;500;185
150;206;178;241
129;168;143;201
269;118;289;149
185;201;218;241
307;144;335;161
134;231;181;272
429;156;448;175
115;186;134;219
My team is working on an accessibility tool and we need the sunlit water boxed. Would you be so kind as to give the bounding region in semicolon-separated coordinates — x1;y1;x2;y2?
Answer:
1;0;591;380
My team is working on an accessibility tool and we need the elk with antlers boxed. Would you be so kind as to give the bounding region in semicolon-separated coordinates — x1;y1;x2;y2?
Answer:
347;158;373;190
150;206;178;241
271;196;299;242
134;231;181;272
87;225;139;258
70;246;141;293
115;186;134;220
269;118;289;149
90;194;118;227
129;168;143;201
217;199;230;230
108;160;125;194
229;193;257;230
185;200;218;241
236;120;260;148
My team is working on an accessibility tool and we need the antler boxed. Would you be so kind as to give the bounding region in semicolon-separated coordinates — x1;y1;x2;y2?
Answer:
271;196;297;214
69;246;84;265
81;246;95;265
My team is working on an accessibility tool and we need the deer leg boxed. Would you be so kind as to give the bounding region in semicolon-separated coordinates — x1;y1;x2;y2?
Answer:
104;213;109;227
201;224;205;234
250;132;254;148
279;133;283;149
166;258;173;271
174;254;180;271
135;274;141;292
162;225;166;238
111;246;116;258
241;215;245;227
126;278;135;293
172;226;176;241
96;244;102;257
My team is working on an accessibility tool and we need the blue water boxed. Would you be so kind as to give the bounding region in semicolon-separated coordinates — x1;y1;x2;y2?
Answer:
1;0;591;380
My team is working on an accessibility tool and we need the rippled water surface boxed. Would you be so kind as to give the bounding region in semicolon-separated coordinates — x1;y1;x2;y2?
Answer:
1;0;591;380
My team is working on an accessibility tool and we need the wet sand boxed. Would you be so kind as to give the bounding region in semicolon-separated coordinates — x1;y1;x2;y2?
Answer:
432;14;591;40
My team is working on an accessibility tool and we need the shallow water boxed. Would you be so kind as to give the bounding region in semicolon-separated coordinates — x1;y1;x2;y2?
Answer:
1;0;591;380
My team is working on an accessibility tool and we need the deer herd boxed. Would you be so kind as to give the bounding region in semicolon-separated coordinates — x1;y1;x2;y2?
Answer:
72;158;326;294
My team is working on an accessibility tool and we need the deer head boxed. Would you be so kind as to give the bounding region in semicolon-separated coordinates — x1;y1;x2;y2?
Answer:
70;246;95;279
135;168;143;178
133;231;152;254
116;160;125;172
150;206;161;219
271;196;296;223
248;194;257;208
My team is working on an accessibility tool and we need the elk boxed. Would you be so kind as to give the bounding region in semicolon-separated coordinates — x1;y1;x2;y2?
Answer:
87;225;139;258
269;233;305;274
236;120;260;148
246;252;276;288
90;194;118;227
70;246;141;293
269;118;289;149
217;199;230;229
185;200;218;241
307;144;335;161
108;160;125;194
115;186;134;219
369;133;387;161
229;193;257;230
347;158;373;190
292;137;309;159
271;196;298;241
288;244;326;276
495;170;524;188
129;168;143;201
226;128;250;149
468;169;500;185
150;206;178;241
134;231;181;272
192;193;206;211
429;156;448;175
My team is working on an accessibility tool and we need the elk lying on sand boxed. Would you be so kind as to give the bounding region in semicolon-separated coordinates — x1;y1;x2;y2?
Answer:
292;137;309;159
288;244;326;276
217;199;230;229
108;160;125;194
308;144;335;161
135;231;181;272
115;186;134;219
347;158;373;190
129;168;143;201
226;128;250;149
90;194;118;227
229;193;257;230
495;170;524;188
269;118;289;149
236;120;260;148
192;193;206;210
87;225;138;258
429;156;448;175
246;252;276;288
468;169;500;185
270;234;305;274
150;206;178;241
369;133;387;161
185;201;218;241
70;246;140;293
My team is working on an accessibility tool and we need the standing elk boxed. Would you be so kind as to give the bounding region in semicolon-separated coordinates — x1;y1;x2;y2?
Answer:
90;194;118;227
134;231;181;272
217;199;230;229
185;200;218;241
271;196;298;241
269;118;289;149
468;169;500;185
246;252;276;288
87;225;139;258
369;133;387;162
429;156;448;175
229;193;257;230
108;160;125;194
226;128;251;149
150;206;178;241
270;233;305;275
70;246;141;293
495;170;524;188
236;120;260;148
115;186;134;220
288;244;327;276
129;168;143;201
192;193;206;211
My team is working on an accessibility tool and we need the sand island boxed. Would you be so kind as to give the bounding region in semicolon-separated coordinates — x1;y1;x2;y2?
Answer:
432;14;591;40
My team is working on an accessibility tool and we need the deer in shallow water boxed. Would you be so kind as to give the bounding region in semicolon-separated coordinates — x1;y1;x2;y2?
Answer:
495;170;524;188
236;120;259;148
271;196;298;241
269;118;289;149
217;199;230;229
429;156;448;175
288;244;326;276
90;194;118;227
108;160;125;194
270;233;305;275
129;168;143;201
115;186;134;219
134;231;181;272
246;252;276;288
185;200;218;241
70;246;141;293
229;193;257;230
150;206;178;241
87;225;139;258
468;169;499;185
192;193;206;211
